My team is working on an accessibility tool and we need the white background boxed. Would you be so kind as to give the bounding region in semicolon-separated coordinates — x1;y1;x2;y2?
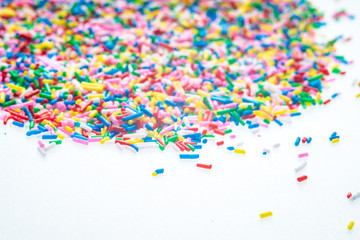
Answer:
1;0;360;239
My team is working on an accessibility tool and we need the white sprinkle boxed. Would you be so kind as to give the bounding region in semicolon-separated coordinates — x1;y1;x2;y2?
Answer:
294;162;307;172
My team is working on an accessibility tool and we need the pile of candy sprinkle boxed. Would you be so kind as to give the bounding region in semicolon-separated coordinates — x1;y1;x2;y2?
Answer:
0;0;348;154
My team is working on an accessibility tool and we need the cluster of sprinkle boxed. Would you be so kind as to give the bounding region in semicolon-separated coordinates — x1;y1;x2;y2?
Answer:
0;0;347;154
332;9;355;21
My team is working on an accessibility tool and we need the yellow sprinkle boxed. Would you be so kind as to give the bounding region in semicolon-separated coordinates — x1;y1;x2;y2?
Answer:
332;138;339;143
316;91;321;103
285;59;294;67
64;126;73;133
56;112;64;122
185;97;195;103
195;100;207;109
280;95;291;103
197;90;210;98
100;137;110;144
80;82;104;92
89;110;98;118
56;133;65;140
6;83;25;93
74;127;82;134
0;92;5;103
151;117;157;125
260;211;273;218
234;149;246;154
127;139;144;144
0;8;16;18
356;93;360;98
42;79;53;84
152;172;158;176
198;109;203;121
254;110;273;121
348;221;355;230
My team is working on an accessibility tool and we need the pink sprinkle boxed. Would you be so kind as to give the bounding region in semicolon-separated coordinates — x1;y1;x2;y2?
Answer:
230;134;236;139
159;125;175;135
72;137;89;145
38;140;45;148
298;152;309;158
89;137;102;142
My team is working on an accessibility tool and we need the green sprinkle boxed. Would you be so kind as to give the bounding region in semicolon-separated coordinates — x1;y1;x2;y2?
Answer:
2;100;16;107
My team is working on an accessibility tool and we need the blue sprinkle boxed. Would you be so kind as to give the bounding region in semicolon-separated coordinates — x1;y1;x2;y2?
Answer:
122;112;143;121
145;123;153;131
227;146;235;151
274;118;283;126
140;107;153;117
329;136;339;141
12;121;24;128
98;115;110;127
248;123;259;129
155;168;164;174
130;144;139;152
26;130;42;136
171;115;178;122
37;126;48;132
291;112;301;117
42;134;57;140
179;154;199;159
295;137;301;146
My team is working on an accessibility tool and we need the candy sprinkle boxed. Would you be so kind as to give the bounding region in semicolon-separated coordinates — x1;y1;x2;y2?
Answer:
152;168;164;176
348;221;355;231
196;163;212;170
297;175;308;182
259;211;273;219
0;0;348;154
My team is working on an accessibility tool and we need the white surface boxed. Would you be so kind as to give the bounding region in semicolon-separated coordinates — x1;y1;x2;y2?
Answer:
1;0;360;239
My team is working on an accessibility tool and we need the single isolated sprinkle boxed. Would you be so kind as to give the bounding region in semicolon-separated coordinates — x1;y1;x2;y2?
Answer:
234;149;246;154
0;0;348;154
297;175;308;182
298;152;309;158
347;192;352;199
294;162;307;172
348;221;355;231
196;163;212;170
259;211;273;219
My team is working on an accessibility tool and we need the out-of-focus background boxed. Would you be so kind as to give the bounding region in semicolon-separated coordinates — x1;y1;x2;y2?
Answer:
0;0;360;239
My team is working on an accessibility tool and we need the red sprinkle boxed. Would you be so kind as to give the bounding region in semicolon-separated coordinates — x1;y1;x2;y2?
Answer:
216;141;224;146
323;99;331;105
213;129;225;136
297;175;308;182
196;163;212;169
347;192;352;199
